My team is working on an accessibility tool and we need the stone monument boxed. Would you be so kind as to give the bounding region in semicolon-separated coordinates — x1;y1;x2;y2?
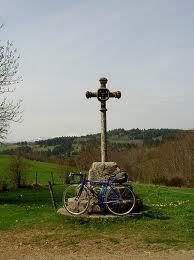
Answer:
58;77;143;216
86;77;122;181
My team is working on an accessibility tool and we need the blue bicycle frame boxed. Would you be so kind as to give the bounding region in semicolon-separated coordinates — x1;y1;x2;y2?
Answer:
78;174;121;207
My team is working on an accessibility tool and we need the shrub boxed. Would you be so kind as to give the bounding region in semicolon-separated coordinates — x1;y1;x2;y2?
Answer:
152;176;169;186
0;181;8;191
8;155;27;189
185;180;194;188
167;176;185;187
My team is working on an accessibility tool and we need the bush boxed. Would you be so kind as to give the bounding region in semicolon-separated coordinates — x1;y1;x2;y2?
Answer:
64;172;70;184
8;155;27;189
152;176;169;186
167;176;185;187
153;175;185;187
0;181;8;191
185;180;194;188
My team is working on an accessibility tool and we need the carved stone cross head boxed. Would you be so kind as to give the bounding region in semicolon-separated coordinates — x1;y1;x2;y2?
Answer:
85;78;121;162
86;77;121;103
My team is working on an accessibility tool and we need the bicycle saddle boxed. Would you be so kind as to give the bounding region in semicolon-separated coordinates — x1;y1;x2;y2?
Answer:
109;172;128;184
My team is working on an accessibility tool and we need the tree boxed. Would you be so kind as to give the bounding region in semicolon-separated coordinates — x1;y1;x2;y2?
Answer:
9;154;27;188
0;25;22;139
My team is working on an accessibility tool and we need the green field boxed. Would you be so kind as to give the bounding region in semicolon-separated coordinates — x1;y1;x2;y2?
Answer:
0;154;194;251
0;154;72;185
0;144;55;152
0;137;143;153
0;144;18;151
0;183;194;250
109;138;143;145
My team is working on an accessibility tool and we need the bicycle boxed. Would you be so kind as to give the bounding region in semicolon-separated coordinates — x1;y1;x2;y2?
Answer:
63;172;136;216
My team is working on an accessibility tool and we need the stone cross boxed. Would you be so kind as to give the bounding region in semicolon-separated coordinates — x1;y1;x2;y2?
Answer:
86;78;121;162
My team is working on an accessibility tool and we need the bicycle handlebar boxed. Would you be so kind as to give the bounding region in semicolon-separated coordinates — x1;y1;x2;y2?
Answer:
69;172;86;180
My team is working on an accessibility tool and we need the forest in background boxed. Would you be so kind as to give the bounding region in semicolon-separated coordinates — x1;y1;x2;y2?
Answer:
75;131;194;187
1;128;182;157
1;128;194;187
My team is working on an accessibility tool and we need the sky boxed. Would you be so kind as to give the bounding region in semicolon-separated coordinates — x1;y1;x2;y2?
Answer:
0;0;194;142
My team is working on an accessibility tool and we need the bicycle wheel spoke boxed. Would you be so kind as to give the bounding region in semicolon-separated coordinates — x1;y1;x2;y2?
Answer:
106;186;136;216
63;184;90;215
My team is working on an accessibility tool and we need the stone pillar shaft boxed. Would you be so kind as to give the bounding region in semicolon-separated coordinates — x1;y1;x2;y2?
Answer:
100;101;108;162
86;78;121;162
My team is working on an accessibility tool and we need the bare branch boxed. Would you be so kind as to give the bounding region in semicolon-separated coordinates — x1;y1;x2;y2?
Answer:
0;27;22;139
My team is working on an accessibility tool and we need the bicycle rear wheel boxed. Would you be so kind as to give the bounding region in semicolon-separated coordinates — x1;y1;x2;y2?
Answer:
106;186;136;216
63;184;90;215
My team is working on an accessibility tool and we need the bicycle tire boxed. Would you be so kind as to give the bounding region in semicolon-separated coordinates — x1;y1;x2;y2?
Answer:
63;184;90;215
106;185;136;216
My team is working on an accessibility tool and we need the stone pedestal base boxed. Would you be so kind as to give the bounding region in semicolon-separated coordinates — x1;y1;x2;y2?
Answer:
87;162;120;213
64;161;144;215
88;162;120;181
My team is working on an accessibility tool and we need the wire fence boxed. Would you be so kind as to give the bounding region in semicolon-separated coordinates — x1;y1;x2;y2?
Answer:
1;171;194;214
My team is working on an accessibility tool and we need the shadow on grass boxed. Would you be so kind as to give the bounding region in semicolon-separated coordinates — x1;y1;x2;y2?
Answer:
56;205;170;228
0;186;64;206
143;210;170;220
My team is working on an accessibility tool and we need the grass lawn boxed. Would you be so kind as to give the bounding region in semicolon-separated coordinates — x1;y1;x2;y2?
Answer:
0;154;72;185
0;144;18;151
0;183;194;251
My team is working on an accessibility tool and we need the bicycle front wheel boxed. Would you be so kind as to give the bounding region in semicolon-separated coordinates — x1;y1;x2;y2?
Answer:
106;186;136;216
63;184;90;215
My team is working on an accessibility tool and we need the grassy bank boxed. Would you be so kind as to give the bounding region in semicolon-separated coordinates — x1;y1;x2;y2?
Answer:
0;183;194;251
0;154;69;185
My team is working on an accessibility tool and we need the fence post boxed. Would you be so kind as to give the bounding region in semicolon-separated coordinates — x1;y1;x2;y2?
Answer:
48;181;57;210
35;171;38;186
51;172;54;185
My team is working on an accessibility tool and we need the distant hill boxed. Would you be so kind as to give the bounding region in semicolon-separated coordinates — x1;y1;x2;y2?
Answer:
0;128;187;158
33;128;183;146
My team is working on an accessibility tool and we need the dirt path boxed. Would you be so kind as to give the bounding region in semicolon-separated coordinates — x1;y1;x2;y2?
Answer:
0;230;194;259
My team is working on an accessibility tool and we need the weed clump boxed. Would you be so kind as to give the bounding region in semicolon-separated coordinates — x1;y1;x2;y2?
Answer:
152;176;185;187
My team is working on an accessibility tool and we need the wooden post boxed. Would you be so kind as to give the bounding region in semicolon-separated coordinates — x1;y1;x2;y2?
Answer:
48;181;57;210
35;171;38;186
51;172;54;185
